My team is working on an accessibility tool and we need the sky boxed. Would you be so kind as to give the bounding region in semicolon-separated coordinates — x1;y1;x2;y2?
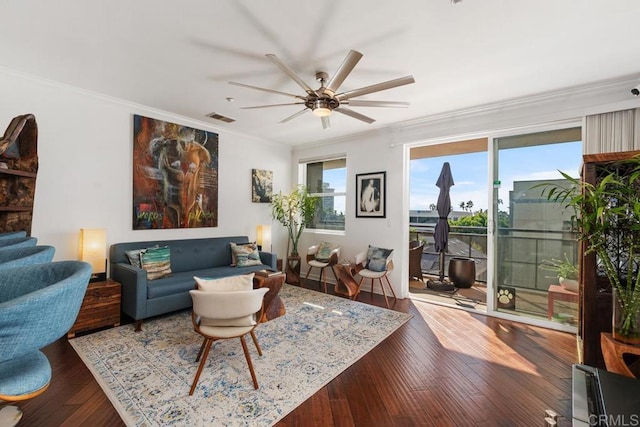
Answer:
410;141;582;212
316;140;582;216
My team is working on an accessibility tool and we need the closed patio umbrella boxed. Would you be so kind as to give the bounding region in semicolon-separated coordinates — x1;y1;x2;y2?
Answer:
427;162;455;291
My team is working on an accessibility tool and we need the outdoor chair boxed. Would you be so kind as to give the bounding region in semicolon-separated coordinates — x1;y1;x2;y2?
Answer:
409;240;424;282
189;281;269;395
355;246;396;308
0;246;55;271
0;261;92;426
304;243;340;293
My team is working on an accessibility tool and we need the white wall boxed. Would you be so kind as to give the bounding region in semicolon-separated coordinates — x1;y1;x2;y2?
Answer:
293;74;640;300
292;128;407;298
0;69;292;264
4;68;640;301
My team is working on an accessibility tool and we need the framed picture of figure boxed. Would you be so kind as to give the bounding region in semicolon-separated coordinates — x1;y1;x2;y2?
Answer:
356;171;386;218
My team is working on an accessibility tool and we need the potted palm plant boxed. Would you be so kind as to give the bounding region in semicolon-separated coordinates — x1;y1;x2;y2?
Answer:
541;156;640;344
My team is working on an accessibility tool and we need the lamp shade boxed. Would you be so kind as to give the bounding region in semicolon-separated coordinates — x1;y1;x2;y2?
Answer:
256;224;272;252
79;228;106;275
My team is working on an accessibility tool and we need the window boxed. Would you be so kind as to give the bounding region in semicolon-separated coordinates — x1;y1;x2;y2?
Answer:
302;157;346;231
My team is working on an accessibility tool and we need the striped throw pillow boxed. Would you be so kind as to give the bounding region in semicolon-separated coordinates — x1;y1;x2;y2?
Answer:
140;246;172;280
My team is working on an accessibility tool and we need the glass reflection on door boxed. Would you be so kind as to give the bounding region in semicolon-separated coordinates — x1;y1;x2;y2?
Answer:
493;129;581;326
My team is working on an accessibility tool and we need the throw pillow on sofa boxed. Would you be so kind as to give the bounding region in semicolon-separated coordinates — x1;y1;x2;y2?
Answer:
229;242;257;266
365;245;393;272
230;242;262;267
125;245;159;268
140;246;172;280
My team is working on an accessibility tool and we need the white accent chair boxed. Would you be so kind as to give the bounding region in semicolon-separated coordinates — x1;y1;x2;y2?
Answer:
188;286;269;395
355;249;396;308
304;244;340;293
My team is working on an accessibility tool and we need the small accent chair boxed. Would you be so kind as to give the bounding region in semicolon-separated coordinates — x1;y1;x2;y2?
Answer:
0;246;55;271
408;240;425;282
355;248;396;308
0;231;27;240
0;261;92;425
189;284;269;395
0;237;37;250
304;243;340;293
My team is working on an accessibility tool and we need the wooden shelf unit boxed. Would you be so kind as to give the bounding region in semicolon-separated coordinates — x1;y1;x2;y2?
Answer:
0;114;39;234
580;150;640;368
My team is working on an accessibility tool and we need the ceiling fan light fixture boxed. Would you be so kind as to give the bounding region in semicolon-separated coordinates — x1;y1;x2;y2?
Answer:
312;107;331;117
312;99;332;117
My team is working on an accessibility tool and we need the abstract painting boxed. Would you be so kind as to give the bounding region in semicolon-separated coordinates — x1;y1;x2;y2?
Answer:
252;169;273;203
132;115;219;229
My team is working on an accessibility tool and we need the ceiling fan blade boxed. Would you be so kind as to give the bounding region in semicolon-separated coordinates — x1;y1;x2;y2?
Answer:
241;103;305;109
266;54;316;96
323;50;363;97
336;75;415;101
228;81;306;100
334;107;376;124
343;100;409;108
279;108;309;123
321;116;330;129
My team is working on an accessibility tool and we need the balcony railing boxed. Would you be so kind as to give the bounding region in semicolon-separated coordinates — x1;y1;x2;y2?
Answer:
410;224;578;291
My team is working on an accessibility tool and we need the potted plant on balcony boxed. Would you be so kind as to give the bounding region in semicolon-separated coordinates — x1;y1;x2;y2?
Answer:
539;254;579;292
541;157;640;344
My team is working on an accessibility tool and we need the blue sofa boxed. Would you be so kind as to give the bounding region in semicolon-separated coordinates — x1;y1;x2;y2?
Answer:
110;236;277;331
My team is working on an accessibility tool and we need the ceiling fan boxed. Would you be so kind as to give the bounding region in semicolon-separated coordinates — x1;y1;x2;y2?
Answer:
228;50;415;129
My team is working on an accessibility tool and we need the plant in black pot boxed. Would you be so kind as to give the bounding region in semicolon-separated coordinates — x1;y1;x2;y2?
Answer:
540;157;640;344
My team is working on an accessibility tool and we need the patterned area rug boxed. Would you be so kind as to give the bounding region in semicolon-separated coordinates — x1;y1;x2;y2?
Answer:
70;284;412;426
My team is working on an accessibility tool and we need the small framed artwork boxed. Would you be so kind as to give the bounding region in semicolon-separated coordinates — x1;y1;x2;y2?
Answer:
356;171;386;218
252;169;273;203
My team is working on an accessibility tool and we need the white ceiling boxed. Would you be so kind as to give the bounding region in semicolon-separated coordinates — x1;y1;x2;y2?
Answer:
1;0;640;146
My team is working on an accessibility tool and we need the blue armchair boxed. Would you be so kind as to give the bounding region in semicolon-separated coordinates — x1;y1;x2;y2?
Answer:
0;231;26;240
0;261;92;425
0;237;37;250
0;246;55;271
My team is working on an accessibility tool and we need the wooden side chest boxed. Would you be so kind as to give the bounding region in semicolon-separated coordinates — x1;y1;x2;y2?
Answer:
68;279;121;338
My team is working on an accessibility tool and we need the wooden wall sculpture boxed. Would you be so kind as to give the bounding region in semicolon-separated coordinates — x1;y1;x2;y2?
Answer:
0;114;38;234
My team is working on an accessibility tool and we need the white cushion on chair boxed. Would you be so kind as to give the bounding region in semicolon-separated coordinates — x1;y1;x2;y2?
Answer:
358;269;387;279
308;259;330;268
194;273;254;292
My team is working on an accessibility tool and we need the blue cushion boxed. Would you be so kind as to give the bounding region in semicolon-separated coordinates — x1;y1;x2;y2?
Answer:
146;264;269;299
366;246;393;272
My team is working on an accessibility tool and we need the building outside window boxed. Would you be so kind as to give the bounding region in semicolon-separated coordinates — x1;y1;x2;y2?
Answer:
303;157;346;231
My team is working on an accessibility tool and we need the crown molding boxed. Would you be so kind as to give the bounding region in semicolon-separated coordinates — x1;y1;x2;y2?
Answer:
295;72;640;151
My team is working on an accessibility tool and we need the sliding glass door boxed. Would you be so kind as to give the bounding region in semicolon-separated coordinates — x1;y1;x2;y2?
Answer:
408;126;583;329
491;128;582;326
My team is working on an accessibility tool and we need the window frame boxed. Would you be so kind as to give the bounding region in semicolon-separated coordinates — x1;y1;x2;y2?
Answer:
299;155;347;234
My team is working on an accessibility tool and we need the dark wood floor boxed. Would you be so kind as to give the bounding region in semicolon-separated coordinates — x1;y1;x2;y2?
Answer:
18;281;577;426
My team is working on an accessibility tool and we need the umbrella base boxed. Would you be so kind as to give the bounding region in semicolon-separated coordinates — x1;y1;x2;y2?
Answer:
426;279;455;292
